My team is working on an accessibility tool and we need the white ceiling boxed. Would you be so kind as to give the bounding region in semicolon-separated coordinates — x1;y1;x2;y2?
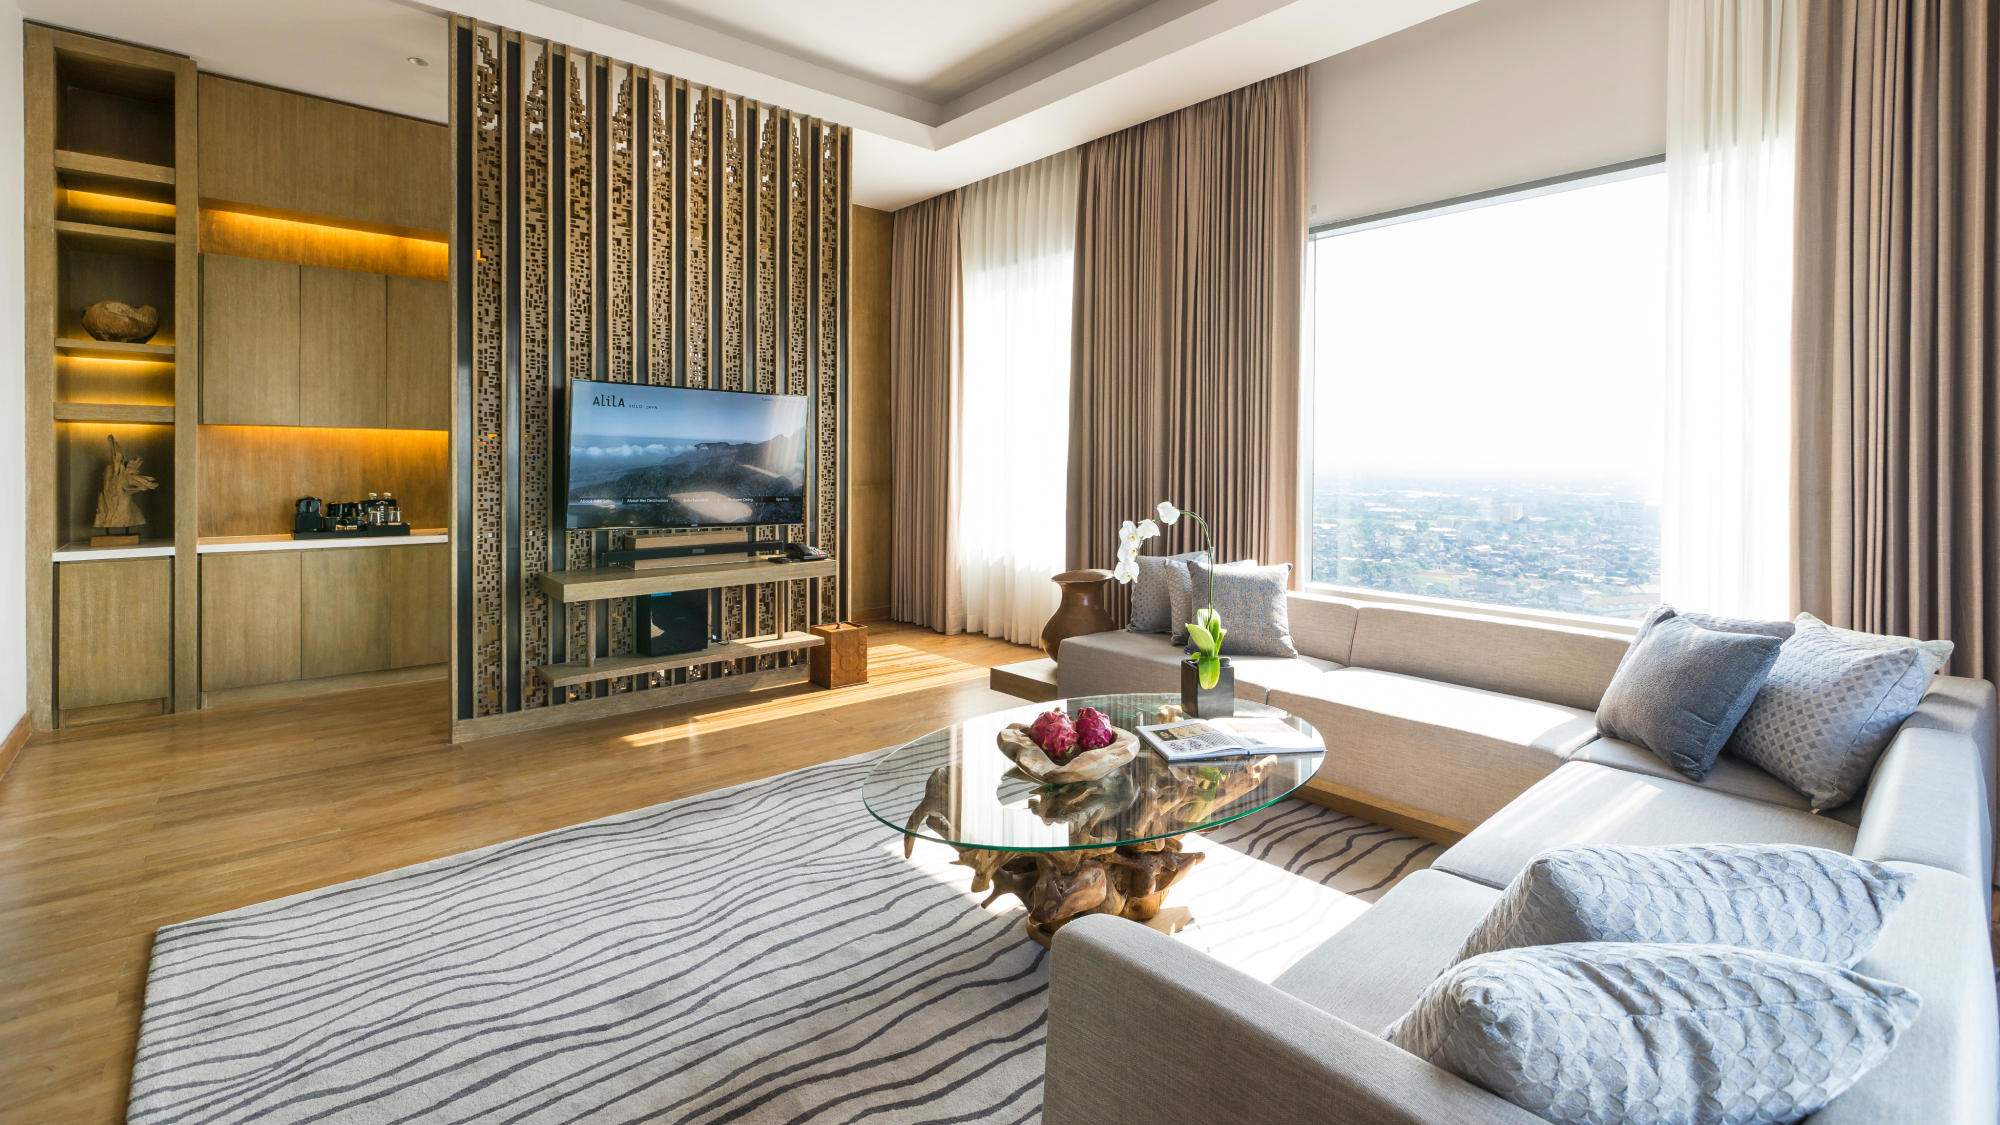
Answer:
23;0;1476;210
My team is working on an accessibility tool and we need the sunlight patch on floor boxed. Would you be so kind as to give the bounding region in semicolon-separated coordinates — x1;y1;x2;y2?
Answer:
619;644;991;747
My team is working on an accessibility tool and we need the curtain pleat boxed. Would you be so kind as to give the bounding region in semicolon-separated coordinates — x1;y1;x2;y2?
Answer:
957;152;1080;644
1067;70;1308;618
890;192;964;632
1792;0;1996;679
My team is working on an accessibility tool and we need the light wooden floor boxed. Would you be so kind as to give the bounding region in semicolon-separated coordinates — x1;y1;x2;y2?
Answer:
0;623;1044;1124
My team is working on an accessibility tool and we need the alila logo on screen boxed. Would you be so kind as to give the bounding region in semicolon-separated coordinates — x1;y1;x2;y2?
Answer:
589;393;655;410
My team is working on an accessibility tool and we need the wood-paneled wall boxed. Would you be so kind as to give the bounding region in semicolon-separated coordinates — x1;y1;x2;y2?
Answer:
848;205;892;618
197;75;448;233
200;207;447;279
199;426;448;536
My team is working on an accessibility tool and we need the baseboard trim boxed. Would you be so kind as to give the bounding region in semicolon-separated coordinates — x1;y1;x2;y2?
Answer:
851;606;891;622
1294;777;1473;847
0;713;29;784
201;664;448;710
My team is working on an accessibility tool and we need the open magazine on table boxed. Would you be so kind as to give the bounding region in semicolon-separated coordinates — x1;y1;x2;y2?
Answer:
1135;716;1325;763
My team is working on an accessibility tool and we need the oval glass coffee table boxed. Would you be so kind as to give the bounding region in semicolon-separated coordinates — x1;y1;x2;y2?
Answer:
862;693;1323;947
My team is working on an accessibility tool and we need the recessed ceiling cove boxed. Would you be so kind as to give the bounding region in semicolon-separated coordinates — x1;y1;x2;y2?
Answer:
19;0;1474;209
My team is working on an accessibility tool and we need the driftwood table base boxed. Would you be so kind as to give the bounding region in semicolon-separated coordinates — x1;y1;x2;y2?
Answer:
929;836;1207;948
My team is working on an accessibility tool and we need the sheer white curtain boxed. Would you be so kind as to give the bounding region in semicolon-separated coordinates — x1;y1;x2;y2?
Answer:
956;151;1080;643
1662;0;1797;618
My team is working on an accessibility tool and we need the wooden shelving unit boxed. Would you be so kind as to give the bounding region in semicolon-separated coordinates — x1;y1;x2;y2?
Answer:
535;557;840;603
56;219;176;259
53;336;175;360
54;402;175;424
27;27;200;730
533;630;825;688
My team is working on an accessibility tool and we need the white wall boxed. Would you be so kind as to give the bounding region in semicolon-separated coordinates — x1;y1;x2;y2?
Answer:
0;7;28;739
1308;0;1667;226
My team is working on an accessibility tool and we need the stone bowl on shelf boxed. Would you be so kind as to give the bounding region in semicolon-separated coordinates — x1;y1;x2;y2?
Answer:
81;300;160;344
996;723;1138;784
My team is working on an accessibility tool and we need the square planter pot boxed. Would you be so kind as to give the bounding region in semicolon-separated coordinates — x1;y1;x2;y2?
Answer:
1180;656;1235;718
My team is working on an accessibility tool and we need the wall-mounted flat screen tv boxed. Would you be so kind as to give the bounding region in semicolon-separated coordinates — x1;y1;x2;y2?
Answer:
559;382;808;530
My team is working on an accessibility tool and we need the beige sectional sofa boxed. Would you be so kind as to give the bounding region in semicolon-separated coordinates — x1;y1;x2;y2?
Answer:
1046;593;1999;1125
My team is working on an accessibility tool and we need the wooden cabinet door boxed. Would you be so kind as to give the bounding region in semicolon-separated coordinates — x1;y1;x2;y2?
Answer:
57;558;172;714
387;543;450;668
301;266;386;428
300;547;390;679
386;276;450;430
202;254;300;424
201;552;302;691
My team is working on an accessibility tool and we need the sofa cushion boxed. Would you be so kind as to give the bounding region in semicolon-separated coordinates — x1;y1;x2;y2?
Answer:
1852;728;1992;885
1390;942;1921;1125
1796;610;1954;676
1431;762;1859;890
1271;869;1501;1036
1568;736;1814;811
1805;862;1999;1125
1055;630;1337;705
1456;843;1913;968
1166;557;1257;645
1285;592;1361;665
1231;656;1341;705
1728;620;1934;810
1595;608;1784;781
1269;670;1598;827
1347;603;1630;713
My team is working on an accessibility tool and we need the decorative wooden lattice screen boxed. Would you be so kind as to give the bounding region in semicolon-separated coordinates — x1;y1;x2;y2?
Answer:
449;17;849;735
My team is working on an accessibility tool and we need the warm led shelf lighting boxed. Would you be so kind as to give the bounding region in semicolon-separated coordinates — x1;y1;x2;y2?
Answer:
199;203;447;281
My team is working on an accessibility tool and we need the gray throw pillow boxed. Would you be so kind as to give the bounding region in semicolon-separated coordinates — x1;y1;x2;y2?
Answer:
1795;610;1953;677
1164;557;1255;646
1596;607;1784;781
1126;551;1207;635
1178;560;1296;658
1456;843;1914;968
1725;620;1933;809
1679;611;1796;641
1390;943;1921;1125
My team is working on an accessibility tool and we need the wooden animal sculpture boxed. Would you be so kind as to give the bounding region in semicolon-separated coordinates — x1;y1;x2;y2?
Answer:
93;435;157;531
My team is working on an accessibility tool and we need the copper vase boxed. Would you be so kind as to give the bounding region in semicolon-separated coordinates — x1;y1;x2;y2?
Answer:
1041;569;1116;662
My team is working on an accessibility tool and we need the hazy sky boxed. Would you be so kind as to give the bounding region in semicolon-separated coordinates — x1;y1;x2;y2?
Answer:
1312;172;1667;495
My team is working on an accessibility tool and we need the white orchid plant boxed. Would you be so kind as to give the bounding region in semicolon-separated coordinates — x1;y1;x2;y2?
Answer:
1114;501;1227;690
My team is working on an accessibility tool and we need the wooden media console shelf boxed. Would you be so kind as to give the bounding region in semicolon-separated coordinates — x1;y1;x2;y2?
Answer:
533;556;839;602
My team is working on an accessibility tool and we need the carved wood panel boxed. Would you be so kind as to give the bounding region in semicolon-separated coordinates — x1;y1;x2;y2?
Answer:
452;18;848;726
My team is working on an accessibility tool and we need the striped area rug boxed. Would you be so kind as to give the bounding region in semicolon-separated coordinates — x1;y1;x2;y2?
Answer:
128;752;1439;1124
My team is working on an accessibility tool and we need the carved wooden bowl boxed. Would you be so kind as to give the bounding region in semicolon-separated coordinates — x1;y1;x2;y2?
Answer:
81;300;160;344
996;724;1139;784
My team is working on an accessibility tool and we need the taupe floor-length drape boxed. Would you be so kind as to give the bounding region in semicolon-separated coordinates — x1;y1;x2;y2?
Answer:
1791;0;1997;678
890;192;965;632
1067;71;1309;612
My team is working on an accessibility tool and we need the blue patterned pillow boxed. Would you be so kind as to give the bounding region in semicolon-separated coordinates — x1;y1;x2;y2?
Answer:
1726;620;1932;809
1126;552;1207;635
1392;943;1920;1125
1456;844;1913;968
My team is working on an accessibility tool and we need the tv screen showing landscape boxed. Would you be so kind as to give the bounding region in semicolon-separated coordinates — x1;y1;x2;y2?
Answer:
562;383;808;530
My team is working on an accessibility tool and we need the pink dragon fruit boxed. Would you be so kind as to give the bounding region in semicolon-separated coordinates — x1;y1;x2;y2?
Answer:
1073;708;1115;752
1028;709;1077;759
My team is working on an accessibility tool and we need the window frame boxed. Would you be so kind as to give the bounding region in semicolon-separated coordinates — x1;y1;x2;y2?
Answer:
1299;155;1668;636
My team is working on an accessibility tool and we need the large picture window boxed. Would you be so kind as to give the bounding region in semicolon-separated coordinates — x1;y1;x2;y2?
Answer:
1306;167;1668;621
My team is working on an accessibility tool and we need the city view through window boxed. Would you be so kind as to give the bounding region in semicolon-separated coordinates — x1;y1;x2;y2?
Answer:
1309;171;1669;620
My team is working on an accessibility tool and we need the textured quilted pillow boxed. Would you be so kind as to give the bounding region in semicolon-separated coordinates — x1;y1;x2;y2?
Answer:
1163;557;1256;646
1391;943;1921;1125
1726;620;1932;809
1678;611;1795;641
1595;607;1784;781
1456;844;1914;968
1794;610;1954;676
1125;551;1206;635
1178;560;1296;657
